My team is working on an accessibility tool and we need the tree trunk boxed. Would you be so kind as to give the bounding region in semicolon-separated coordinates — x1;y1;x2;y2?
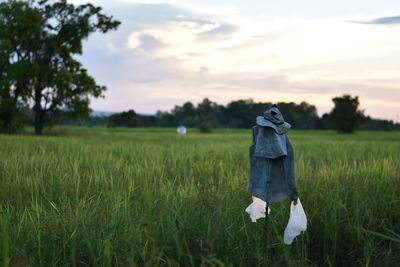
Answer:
34;89;45;135
34;117;44;135
34;109;45;135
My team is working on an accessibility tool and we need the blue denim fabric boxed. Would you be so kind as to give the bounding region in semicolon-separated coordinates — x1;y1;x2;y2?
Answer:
254;125;287;159
248;125;298;203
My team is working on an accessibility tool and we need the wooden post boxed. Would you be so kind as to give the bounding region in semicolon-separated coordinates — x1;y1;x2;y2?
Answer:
264;202;270;267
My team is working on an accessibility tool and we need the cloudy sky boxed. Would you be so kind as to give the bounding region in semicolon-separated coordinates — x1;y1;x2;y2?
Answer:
70;0;400;120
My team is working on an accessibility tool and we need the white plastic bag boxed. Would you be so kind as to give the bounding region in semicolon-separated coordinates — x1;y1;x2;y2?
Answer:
245;196;271;222
284;198;307;245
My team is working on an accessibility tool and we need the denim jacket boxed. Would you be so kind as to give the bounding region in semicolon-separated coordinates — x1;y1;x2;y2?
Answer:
248;125;298;203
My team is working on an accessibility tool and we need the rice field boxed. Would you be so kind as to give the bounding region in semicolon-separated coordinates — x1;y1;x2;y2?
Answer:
1;127;399;266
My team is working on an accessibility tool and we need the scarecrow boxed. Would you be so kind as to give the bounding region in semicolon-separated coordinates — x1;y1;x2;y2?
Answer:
245;105;307;251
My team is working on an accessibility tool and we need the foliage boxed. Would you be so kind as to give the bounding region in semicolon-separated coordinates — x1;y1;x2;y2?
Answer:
1;128;399;266
66;97;399;131
0;95;25;134
197;121;212;133
361;117;400;131
108;110;139;128
107;110;157;128
105;97;400;131
109;98;322;130
277;101;320;129
0;0;35;133
329;94;367;133
0;0;120;134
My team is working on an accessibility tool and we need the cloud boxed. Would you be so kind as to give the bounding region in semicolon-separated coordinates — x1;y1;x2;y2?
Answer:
197;23;238;39
351;15;400;25
105;42;118;53
125;14;241;60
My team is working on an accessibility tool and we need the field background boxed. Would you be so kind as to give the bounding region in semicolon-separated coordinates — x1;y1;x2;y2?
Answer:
1;127;400;266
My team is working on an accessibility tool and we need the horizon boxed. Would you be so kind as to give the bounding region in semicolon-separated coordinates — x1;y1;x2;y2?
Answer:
91;97;399;122
69;0;400;122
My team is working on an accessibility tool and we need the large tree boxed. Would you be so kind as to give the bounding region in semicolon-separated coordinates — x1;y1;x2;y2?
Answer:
0;1;38;133
0;0;120;134
329;94;366;133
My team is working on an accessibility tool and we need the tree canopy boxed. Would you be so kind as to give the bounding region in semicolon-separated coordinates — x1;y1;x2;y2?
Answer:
0;0;120;134
329;95;367;133
44;96;399;131
105;98;322;130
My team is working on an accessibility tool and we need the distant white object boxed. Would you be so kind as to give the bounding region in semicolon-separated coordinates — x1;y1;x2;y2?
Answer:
245;196;271;222
177;126;187;136
284;198;307;245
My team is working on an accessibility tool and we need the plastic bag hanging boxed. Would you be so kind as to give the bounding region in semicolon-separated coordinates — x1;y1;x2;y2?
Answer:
284;198;307;245
245;196;271;222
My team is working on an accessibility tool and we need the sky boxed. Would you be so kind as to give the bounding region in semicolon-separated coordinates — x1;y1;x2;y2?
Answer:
70;0;400;121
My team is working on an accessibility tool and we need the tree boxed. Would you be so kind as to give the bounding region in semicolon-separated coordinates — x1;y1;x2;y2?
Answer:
171;102;198;127
0;0;120;134
196;98;221;127
277;101;319;129
179;102;197;126
108;110;139;127
329;94;366;133
361;117;400;131
0;1;40;133
224;99;256;128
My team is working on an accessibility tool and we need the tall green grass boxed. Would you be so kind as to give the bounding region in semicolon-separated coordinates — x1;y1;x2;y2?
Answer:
0;128;399;266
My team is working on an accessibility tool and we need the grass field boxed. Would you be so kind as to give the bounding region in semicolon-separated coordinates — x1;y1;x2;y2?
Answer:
1;127;400;266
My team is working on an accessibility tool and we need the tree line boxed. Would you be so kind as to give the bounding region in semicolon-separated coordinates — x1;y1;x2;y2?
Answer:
87;96;399;133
